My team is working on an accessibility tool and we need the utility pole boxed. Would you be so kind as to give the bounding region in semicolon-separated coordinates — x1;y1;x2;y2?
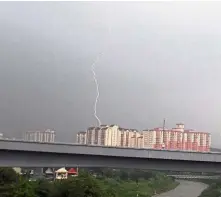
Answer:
162;118;166;150
163;118;165;131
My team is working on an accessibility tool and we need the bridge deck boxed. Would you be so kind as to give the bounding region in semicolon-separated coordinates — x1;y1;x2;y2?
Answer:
0;139;220;162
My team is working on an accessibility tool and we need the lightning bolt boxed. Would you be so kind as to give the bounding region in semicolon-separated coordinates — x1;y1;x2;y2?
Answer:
91;55;102;126
91;23;111;126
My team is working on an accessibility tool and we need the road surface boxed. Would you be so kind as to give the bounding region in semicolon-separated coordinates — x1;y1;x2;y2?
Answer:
155;180;208;197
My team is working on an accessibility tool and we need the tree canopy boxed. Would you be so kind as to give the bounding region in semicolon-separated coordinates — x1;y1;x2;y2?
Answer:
0;167;178;197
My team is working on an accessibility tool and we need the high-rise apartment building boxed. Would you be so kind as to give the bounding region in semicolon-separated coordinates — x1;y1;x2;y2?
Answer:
135;132;143;148
119;128;133;147
128;130;142;148
78;125;142;148
142;123;211;152
25;129;55;143
105;125;121;146
76;131;87;144
77;123;211;152
183;130;211;152
143;128;164;149
143;130;157;149
119;128;139;148
85;125;121;147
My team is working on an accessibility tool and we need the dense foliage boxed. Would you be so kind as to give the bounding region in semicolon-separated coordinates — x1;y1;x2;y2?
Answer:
0;167;178;197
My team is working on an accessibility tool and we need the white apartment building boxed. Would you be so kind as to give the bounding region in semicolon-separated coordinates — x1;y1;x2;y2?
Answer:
104;125;121;147
86;125;108;145
76;131;87;144
82;125;143;148
85;125;121;146
136;132;144;148
119;128;130;147
25;129;55;143
142;130;157;149
119;129;141;148
86;127;96;145
128;130;140;148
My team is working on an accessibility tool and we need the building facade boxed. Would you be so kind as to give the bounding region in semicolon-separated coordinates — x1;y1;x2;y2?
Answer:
76;131;87;144
142;123;211;152
77;123;211;152
25;129;55;143
85;125;122;147
78;125;142;148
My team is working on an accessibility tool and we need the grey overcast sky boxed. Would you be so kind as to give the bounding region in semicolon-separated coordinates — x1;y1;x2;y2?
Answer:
0;1;221;146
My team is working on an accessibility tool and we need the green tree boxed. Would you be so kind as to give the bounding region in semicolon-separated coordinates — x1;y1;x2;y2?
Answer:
13;178;36;197
119;171;128;180
0;184;15;197
49;179;70;197
103;169;113;178
72;172;106;197
50;172;111;197
34;179;52;197
0;167;18;197
0;167;18;184
198;179;221;197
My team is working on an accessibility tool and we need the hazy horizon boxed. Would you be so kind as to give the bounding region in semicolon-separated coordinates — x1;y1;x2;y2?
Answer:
0;2;221;147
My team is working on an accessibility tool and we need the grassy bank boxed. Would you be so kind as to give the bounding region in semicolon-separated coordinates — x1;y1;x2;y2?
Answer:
197;179;221;197
98;175;179;197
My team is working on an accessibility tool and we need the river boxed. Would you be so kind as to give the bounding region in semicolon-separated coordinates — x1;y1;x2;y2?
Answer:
155;180;208;197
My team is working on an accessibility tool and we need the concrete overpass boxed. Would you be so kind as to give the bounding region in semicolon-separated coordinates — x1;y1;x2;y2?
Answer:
1;139;221;172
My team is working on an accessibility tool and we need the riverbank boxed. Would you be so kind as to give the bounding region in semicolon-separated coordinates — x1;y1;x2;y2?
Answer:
195;179;221;197
153;180;207;197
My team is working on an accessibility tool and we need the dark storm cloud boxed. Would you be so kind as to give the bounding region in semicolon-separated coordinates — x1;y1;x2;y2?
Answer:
0;2;221;146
